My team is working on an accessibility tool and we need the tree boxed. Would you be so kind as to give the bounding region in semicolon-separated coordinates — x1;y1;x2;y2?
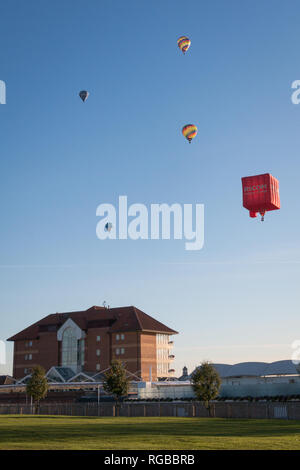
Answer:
103;360;129;415
26;366;48;414
191;361;221;417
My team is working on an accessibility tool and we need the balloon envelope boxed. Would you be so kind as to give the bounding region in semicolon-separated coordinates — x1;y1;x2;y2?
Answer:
105;222;113;232
79;90;89;102
177;36;191;54
182;124;197;143
241;173;280;220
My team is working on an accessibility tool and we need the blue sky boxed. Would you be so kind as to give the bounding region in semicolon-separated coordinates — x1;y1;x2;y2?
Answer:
1;0;300;376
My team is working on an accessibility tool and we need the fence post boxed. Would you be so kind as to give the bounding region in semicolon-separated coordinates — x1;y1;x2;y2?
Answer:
287;402;290;420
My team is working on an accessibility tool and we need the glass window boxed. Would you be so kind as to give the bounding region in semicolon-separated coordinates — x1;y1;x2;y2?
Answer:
96;364;100;371
116;348;120;355
116;334;120;341
96;349;100;356
96;336;101;342
29;341;33;347
61;327;78;367
121;334;125;340
25;354;28;360
78;339;85;366
28;354;32;360
121;348;125;355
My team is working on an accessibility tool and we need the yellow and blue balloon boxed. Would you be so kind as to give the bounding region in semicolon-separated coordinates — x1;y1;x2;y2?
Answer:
182;124;197;143
177;36;191;54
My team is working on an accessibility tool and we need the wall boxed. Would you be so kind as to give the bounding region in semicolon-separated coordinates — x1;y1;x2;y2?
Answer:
137;377;300;399
13;333;59;379
85;327;111;372
111;331;140;378
13;328;142;379
140;333;157;381
220;375;300;397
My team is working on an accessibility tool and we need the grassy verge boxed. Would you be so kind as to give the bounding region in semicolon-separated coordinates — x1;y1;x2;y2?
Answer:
0;415;300;450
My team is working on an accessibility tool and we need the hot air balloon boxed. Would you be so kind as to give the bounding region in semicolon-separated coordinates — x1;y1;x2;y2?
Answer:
241;173;280;221
182;124;197;143
177;36;191;54
79;90;89;102
105;222;113;232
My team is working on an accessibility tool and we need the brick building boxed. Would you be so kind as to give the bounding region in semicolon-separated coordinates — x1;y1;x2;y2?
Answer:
7;305;177;381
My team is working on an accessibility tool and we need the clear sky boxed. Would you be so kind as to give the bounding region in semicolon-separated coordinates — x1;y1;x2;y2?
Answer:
1;0;300;377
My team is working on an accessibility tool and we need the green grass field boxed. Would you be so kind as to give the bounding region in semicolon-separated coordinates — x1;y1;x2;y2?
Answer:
0;415;300;450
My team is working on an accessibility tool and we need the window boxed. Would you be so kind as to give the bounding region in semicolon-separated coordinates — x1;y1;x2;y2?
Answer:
78;339;85;366
116;334;120;341
29;341;32;347
157;334;168;345
96;349;100;356
28;354;32;360
121;334;125;340
96;336;101;342
47;325;56;332
121;348;125;355
96;364;100;371
116;348;120;355
24;368;28;374
61;327;78;367
25;354;28;360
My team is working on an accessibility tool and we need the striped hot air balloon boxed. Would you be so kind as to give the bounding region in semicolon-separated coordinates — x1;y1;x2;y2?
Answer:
182;124;197;143
177;36;191;54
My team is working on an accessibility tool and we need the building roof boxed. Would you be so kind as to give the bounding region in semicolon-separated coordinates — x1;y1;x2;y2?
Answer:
223;362;269;377
263;360;300;376
7;305;178;341
186;361;300;379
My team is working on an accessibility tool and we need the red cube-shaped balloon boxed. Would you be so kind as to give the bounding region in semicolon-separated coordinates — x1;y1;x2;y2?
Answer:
241;173;280;219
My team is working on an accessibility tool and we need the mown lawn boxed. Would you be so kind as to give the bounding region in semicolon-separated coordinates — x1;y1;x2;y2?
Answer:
0;415;300;450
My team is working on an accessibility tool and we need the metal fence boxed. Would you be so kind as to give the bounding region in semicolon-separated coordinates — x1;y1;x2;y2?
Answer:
0;401;300;419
